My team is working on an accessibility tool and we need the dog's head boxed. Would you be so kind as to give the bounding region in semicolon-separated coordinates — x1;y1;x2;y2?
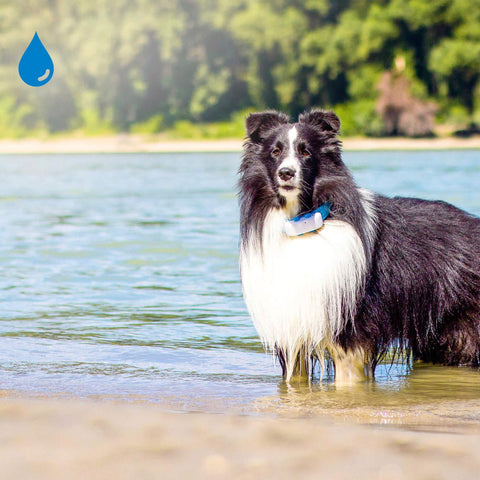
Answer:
241;109;347;216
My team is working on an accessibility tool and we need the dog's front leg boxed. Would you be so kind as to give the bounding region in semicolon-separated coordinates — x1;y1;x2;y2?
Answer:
328;344;373;385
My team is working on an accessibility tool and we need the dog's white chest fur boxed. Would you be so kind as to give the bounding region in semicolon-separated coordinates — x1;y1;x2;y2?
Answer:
240;208;366;376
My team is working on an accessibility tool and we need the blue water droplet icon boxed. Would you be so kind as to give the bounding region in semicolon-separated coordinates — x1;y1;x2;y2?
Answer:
18;32;54;87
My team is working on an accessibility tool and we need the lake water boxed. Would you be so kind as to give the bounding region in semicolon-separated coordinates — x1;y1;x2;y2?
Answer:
2;150;480;428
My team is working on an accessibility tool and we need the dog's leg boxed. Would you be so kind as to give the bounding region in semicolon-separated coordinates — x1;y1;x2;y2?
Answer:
276;344;311;381
328;344;373;384
418;313;480;366
290;345;310;379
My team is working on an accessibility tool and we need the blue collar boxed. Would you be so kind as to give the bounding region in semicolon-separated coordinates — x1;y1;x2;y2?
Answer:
284;202;331;236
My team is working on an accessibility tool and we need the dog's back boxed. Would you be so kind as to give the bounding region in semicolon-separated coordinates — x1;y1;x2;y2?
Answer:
350;195;480;367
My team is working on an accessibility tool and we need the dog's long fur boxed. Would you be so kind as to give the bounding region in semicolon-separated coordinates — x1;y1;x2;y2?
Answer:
239;109;480;383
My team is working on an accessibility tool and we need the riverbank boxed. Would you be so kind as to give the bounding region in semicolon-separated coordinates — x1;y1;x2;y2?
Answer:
1;134;480;153
1;395;480;480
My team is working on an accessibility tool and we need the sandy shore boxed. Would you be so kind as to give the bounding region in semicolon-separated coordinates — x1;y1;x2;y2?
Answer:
0;395;479;480
1;134;480;153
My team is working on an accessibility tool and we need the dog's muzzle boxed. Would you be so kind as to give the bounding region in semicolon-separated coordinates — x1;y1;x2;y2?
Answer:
277;166;300;194
278;167;296;181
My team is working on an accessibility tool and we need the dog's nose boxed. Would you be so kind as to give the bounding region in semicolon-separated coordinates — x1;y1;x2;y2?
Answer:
278;167;296;181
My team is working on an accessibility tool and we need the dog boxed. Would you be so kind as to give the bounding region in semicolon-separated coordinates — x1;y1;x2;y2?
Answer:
238;109;480;384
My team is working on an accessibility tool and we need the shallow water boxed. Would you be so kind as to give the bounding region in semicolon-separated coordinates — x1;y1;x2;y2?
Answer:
1;150;480;428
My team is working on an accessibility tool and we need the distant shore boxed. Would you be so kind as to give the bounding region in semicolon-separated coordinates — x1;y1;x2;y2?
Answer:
1;134;480;154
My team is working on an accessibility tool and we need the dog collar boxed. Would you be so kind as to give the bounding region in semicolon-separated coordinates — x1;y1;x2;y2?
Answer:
284;202;331;236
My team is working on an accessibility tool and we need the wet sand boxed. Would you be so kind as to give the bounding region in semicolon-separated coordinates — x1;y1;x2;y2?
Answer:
1;134;480;153
0;393;479;480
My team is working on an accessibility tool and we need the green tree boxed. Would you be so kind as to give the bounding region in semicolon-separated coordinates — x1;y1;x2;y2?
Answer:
0;0;478;136
429;0;480;116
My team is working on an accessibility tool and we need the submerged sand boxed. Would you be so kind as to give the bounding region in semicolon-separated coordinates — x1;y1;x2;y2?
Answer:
1;134;480;153
1;394;480;480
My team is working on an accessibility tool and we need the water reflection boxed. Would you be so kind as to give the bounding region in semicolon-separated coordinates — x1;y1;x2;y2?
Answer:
255;363;480;428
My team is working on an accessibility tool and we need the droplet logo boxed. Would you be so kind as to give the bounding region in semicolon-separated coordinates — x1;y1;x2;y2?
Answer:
18;32;54;87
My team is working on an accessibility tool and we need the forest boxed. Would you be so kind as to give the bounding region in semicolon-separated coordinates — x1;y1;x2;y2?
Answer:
2;0;480;137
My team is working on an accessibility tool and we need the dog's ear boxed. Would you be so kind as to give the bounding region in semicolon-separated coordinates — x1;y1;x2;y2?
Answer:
246;111;289;143
298;110;340;134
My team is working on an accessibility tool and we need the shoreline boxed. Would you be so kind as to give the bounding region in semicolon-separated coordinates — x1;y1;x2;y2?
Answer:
1;394;480;479
0;134;480;153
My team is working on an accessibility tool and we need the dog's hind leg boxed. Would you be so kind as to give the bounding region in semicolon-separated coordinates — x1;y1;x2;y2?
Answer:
418;313;480;367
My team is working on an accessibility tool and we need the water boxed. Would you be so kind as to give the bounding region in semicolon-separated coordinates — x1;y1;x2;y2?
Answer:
2;150;480;427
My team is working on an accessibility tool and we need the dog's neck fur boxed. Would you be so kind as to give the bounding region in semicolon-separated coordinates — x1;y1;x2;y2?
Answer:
283;195;301;219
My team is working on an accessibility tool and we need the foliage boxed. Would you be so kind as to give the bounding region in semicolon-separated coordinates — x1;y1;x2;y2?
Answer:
161;109;250;139
0;0;479;137
334;100;383;137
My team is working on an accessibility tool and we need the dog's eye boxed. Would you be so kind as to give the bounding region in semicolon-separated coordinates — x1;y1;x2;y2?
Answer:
271;147;282;157
298;145;311;158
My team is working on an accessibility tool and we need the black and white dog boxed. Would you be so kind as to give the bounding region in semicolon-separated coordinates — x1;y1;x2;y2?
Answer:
239;109;480;383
